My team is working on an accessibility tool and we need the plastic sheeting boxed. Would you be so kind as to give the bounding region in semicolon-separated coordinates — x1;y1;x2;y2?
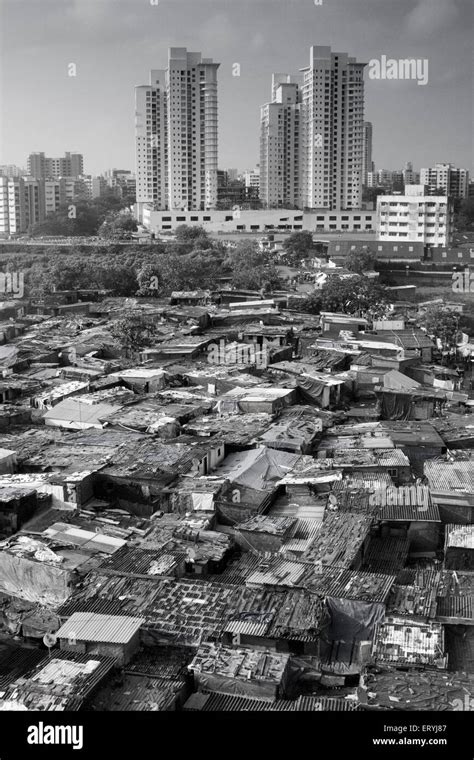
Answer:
318;598;385;676
191;493;214;511
325;597;385;642
215;399;241;416
297;377;327;408
194;672;281;700
378;391;412;421
0;552;72;606
284;656;322;699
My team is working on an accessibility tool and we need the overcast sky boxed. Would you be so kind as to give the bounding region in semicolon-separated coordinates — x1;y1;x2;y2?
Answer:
0;0;472;175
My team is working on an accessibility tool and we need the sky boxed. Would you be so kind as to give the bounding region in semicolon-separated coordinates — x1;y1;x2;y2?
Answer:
0;0;472;175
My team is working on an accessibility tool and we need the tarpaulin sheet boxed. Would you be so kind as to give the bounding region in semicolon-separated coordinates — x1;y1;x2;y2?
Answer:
318;598;385;675
297;377;326;407
0;552;71;606
191;493;214;511
21;609;61;638
326;597;385;642
284;656;321;698
194;673;278;700
0;345;18;368
378;391;412;420
215;399;241;415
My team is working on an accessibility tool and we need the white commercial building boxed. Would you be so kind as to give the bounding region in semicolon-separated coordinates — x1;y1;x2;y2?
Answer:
141;206;375;234
260;46;366;212
135;47;219;214
376;185;453;247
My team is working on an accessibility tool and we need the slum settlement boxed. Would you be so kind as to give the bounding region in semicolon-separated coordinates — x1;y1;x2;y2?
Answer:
0;288;472;712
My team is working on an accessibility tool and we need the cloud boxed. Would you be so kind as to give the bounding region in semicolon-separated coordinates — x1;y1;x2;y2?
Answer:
405;0;459;39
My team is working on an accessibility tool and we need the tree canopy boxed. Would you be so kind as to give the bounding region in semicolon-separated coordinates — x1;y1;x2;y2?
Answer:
282;231;315;264
345;247;376;274
296;274;389;319
225;242;282;291
418;306;464;355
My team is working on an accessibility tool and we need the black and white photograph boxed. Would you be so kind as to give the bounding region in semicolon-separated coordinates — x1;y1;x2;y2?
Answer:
0;0;473;755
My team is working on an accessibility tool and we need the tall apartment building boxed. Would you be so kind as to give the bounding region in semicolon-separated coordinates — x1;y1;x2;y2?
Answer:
0;165;26;178
403;161;419;187
420;163;469;199
362;121;373;186
260;46;366;211
104;169;136;199
27;152;84;179
260;77;302;208
135;47;219;213
243;166;260;192
376;185;453;247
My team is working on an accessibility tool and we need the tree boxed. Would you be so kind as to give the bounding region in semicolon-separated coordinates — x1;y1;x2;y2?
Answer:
293;291;323;315
110;315;158;357
419;307;463;357
282;231;315;264
455;198;474;231
226;242;282;291
346;247;376;274
30;201;101;237
297;275;389;319
136;264;162;297
98;212;137;240
174;225;213;252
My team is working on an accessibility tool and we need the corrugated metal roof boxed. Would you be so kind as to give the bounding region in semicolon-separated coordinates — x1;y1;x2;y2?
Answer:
302;512;373;568
307;567;395;604
387;574;441;619
436;595;473;624
224;618;272;637
55;612;144;644
295;695;360;711
185;692;296;711
363;536;410;575
425;460;474;496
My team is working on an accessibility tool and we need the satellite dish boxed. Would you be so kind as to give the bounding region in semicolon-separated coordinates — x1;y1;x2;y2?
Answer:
43;633;57;649
186;548;196;562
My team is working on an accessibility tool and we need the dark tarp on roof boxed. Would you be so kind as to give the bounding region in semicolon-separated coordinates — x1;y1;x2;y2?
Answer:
297;377;326;407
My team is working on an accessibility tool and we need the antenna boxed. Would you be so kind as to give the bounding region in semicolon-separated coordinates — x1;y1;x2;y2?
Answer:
43;632;57;658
